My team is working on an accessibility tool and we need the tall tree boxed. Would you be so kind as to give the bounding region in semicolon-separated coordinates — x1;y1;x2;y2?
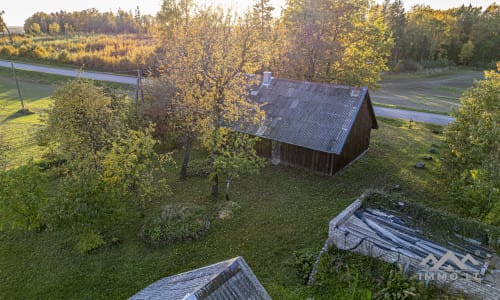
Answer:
276;0;392;88
252;0;275;71
470;4;500;66
381;0;406;66
37;79;128;171
157;5;265;196
443;63;500;225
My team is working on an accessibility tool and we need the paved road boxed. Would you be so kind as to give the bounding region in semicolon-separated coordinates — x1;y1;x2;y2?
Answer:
0;60;136;85
1;59;455;125
374;106;455;126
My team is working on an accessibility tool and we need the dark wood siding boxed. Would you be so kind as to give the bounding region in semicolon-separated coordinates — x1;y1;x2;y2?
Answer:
255;138;272;158
334;97;373;171
254;96;375;176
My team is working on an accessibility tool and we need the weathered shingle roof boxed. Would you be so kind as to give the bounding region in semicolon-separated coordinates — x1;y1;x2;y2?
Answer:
249;78;378;155
129;257;271;300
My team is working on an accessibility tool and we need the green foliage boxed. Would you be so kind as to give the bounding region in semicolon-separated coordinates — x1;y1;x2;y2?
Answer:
443;64;500;225
102;124;172;213
186;158;211;177
140;204;210;246
216;201;241;220
0;120;453;298
277;0;392;88
362;191;500;250
287;248;318;285
211;130;266;183
0;162;48;232
38;79;127;171
393;59;422;72
313;247;388;299
0;134;8;171
458;41;474;65
45;171;124;233
374;268;423;300
75;231;105;254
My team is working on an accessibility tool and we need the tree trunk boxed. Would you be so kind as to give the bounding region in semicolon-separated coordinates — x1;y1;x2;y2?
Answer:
225;176;232;201
211;173;219;196
179;136;192;180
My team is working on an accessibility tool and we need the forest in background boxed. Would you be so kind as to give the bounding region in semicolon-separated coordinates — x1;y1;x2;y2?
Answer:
0;0;499;76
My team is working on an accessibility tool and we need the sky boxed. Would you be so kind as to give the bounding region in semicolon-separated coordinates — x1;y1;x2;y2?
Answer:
1;0;497;26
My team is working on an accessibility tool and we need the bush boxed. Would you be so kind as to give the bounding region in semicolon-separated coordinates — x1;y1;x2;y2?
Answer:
46;171;123;232
374;268;424;300
287;248;318;285
140;204;210;246
187;158;211;177
393;59;421;72
0;45;19;57
57;50;70;63
76;231;105;254
0;162;48;232
217;201;241;220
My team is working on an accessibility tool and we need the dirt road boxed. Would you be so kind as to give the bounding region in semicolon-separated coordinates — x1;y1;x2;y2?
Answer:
1;60;456;125
0;60;136;85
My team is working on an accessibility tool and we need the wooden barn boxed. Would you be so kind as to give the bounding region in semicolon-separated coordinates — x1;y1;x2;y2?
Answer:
248;73;378;176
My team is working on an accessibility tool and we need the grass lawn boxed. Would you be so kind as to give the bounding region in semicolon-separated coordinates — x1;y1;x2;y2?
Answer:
372;67;484;114
0;86;448;299
0;73;54;168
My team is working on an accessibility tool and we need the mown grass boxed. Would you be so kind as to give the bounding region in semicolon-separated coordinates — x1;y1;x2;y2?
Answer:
373;67;483;114
0;103;447;299
0;68;134;169
372;101;451;115
0;73;53;168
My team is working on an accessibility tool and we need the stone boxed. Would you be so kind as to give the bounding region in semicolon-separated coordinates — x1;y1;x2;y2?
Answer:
429;147;437;153
424;156;433;161
393;184;401;191
415;162;425;169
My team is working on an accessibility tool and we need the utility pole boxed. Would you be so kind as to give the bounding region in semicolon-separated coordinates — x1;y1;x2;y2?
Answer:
134;69;144;109
1;12;25;110
11;62;24;109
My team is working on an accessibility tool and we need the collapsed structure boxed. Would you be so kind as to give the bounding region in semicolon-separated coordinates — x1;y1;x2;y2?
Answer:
325;197;500;299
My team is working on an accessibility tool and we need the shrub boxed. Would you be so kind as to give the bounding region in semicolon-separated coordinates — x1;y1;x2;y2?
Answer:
140;204;210;246
187;158;211;177
374;268;424;300
287;248;318;285
57;50;70;63
0;162;48;232
0;134;8;171
217;201;241;220
393;59;421;72
31;45;49;59
76;231;105;254
0;45;19;57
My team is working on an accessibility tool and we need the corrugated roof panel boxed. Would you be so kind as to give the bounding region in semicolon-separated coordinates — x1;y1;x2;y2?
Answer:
249;78;375;155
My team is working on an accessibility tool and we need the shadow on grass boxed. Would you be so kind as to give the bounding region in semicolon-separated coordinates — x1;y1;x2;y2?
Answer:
2;108;36;123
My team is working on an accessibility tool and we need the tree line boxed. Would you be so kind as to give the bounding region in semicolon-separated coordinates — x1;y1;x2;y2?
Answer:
8;1;500;70
382;1;500;69
23;7;153;35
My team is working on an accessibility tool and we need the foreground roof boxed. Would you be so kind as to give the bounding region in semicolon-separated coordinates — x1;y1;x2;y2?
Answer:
129;257;270;300
249;78;378;155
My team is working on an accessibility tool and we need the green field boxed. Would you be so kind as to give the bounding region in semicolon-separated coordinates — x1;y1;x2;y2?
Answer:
0;73;453;298
372;68;484;114
0;73;54;168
